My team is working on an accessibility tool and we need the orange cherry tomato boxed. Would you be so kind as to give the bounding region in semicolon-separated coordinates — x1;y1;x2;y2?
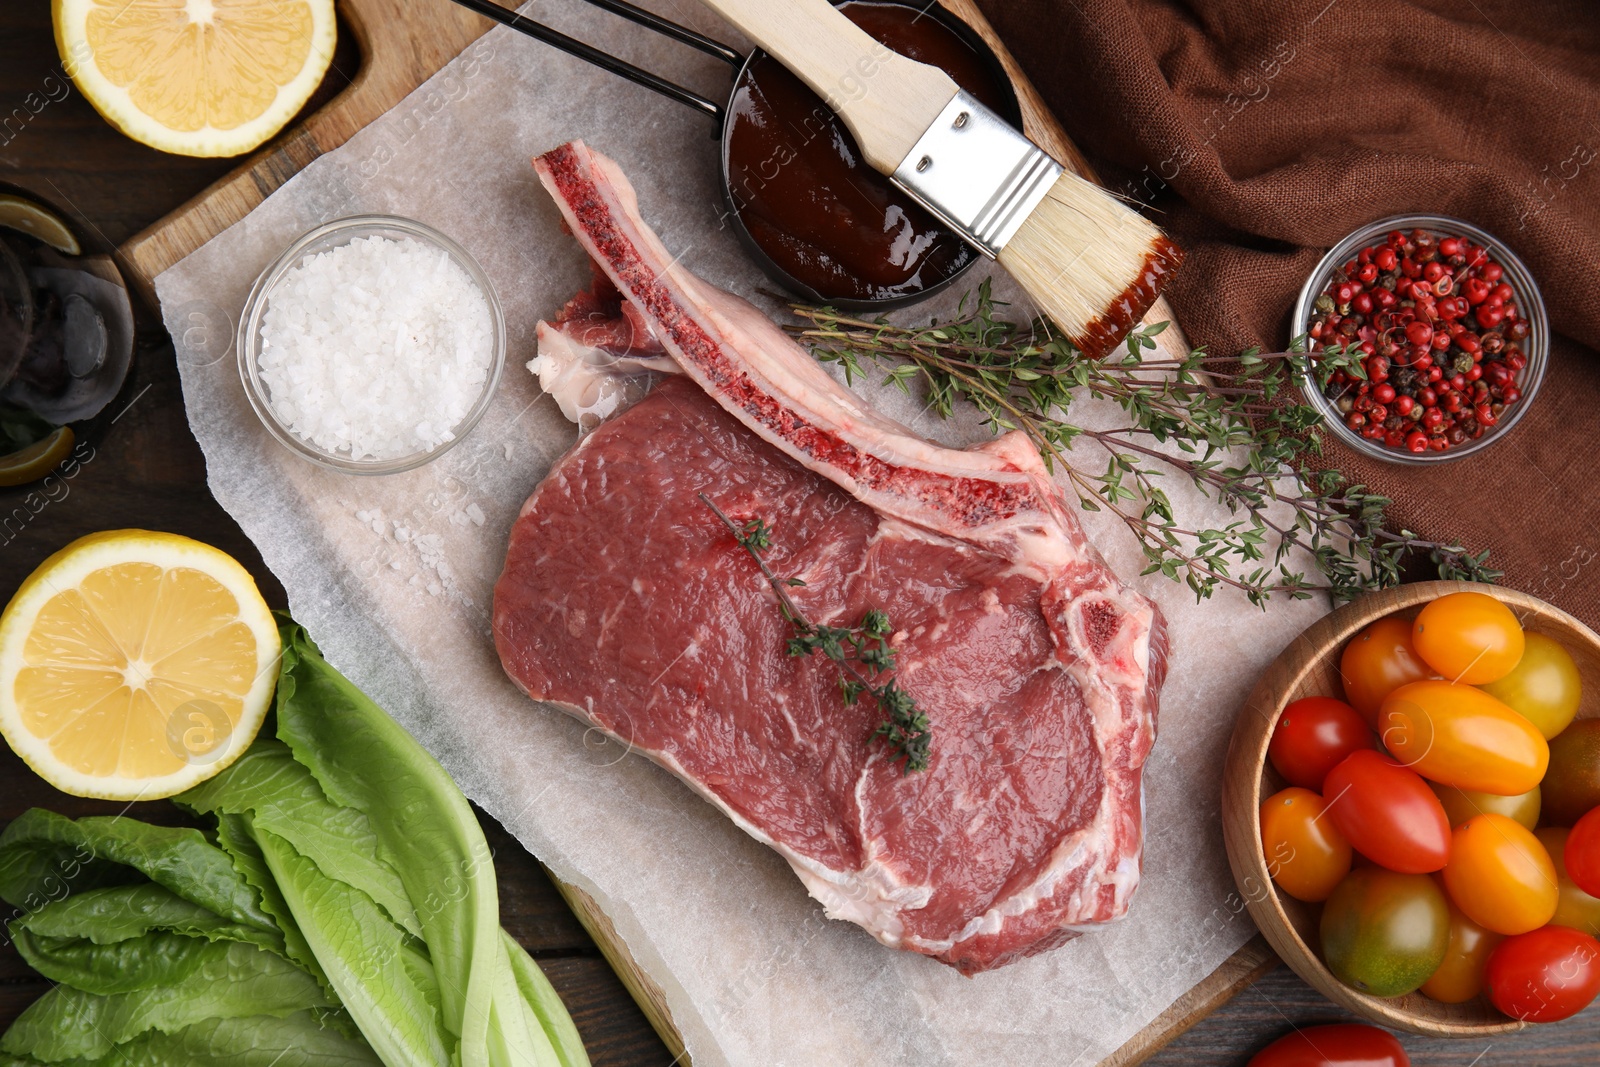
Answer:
1420;895;1503;1004
1269;697;1377;792
1261;787;1353;903
1441;814;1559;935
1378;681;1548;795
1412;591;1525;685
1537;827;1600;937
1429;781;1540;831
1322;750;1451;874
1340;616;1434;727
1486;925;1600;1022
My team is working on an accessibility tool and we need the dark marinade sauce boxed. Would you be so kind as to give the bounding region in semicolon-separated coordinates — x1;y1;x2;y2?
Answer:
724;2;1013;304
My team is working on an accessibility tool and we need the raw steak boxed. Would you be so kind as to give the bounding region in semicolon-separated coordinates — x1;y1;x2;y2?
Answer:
493;141;1169;973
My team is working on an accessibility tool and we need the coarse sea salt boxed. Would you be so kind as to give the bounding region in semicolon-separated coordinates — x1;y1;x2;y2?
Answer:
259;235;493;461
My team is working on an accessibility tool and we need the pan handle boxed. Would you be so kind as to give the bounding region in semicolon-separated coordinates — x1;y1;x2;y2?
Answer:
445;0;742;123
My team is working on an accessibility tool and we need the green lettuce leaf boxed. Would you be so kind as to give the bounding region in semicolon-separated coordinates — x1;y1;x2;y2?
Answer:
213;812;331;993
504;933;587;1067
12;928;221;995
247;820;453;1067
0;810;277;942
272;622;515;1063
13;882;279;951
0;1010;380;1067
0;940;331;1062
181;739;421;937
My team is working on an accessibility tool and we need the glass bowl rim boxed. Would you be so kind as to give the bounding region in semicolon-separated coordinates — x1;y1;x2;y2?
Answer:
1290;212;1548;466
236;213;507;476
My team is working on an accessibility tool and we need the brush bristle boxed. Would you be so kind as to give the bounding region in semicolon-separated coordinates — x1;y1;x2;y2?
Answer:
998;172;1183;360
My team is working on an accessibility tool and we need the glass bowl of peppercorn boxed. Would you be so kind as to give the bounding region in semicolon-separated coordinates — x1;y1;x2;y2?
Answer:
1292;214;1548;463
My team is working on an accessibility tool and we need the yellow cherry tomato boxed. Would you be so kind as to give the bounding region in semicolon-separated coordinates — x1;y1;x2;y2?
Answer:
1420;896;1504;1003
1261;787;1353;903
1537;827;1600;936
1479;632;1582;740
1412;591;1525;684
1378;680;1548;795
1442;814;1559;935
1340;616;1435;727
1429;781;1540;830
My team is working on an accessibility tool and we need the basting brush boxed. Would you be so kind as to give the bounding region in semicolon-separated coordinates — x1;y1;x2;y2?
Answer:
699;0;1182;359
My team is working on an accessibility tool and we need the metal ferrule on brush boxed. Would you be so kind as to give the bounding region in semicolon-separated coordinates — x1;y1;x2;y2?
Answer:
890;90;1063;259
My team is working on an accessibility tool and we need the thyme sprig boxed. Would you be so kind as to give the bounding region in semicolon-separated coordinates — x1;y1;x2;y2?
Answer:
702;494;931;773
788;281;1497;605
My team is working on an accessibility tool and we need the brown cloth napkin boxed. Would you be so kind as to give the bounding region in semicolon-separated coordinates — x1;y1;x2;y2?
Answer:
975;0;1600;628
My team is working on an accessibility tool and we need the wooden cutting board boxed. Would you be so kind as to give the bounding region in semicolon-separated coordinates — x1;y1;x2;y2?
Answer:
117;1;1275;1062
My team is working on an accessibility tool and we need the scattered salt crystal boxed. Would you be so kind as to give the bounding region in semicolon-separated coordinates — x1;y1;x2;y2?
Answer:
427;582;443;596
465;503;485;526
370;519;385;535
503;443;513;461
258;235;493;461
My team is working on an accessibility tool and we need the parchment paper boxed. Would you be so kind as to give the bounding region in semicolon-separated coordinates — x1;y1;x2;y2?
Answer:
155;5;1329;1063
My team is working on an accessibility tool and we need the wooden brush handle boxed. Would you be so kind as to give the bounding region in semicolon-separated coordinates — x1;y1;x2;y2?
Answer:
698;0;958;174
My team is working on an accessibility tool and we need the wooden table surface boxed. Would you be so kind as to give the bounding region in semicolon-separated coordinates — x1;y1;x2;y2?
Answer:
1;4;1597;1064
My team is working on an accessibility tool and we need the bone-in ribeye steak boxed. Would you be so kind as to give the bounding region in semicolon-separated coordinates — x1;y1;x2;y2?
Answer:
493;141;1169;973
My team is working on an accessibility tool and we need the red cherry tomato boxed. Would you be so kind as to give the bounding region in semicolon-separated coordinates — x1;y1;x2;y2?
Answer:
1568;807;1600;899
1340;617;1434;727
1323;750;1452;874
1270;697;1378;791
1485;925;1600;1022
1246;1023;1409;1067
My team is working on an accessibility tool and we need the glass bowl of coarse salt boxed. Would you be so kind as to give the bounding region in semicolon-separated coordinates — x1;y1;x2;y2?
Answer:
238;215;505;474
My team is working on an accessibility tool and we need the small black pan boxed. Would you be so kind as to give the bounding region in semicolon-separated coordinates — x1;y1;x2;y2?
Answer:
446;0;1021;310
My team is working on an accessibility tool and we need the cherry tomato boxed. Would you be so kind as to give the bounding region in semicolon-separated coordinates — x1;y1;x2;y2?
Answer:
1412;591;1524;685
1479;632;1582;739
1537;827;1600;937
1321;867;1450;997
1378;681;1548;795
1420;897;1503;1003
1568;806;1600;899
1262;787;1353;902
1270;697;1377;791
1429;781;1539;830
1544;720;1600;826
1246;1023;1409;1067
1485;925;1600;1022
1323;751;1451;874
1441;814;1558;935
1340;616;1434;726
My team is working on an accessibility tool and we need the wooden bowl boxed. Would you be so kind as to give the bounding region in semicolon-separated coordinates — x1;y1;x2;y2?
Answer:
1221;580;1600;1037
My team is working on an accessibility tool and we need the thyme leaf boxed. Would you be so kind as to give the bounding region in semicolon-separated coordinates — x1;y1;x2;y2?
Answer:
702;495;931;773
788;280;1498;605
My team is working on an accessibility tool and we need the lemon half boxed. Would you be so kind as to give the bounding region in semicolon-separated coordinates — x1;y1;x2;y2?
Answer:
0;530;280;799
53;0;337;158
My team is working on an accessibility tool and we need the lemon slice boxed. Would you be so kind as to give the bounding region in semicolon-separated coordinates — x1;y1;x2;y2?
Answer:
0;530;280;799
0;427;75;488
53;0;336;158
0;196;80;256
